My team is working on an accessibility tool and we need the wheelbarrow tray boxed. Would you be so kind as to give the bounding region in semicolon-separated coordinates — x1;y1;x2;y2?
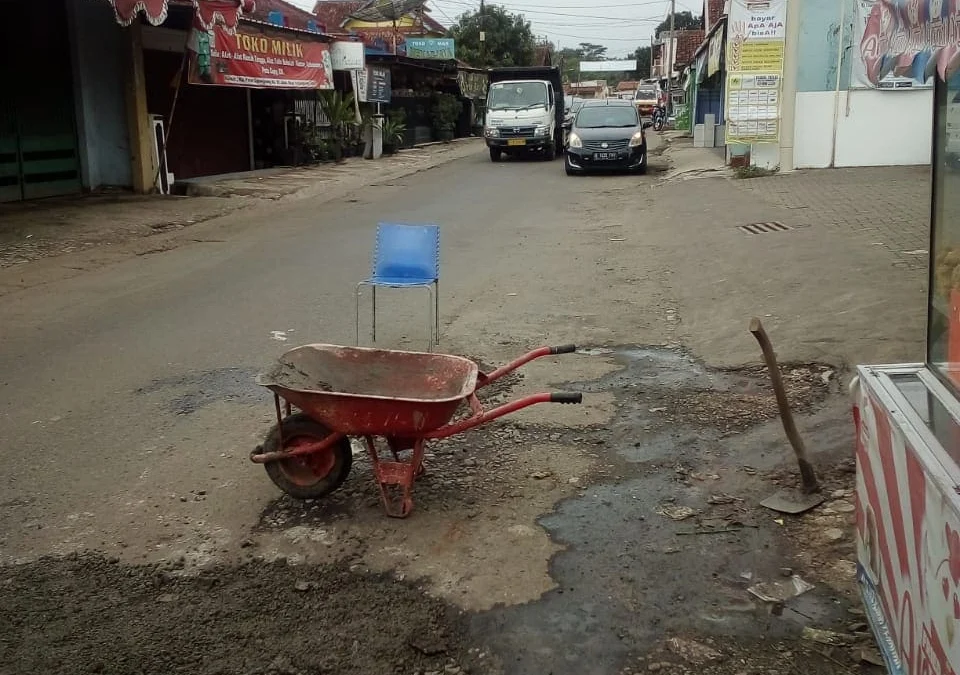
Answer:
256;344;479;436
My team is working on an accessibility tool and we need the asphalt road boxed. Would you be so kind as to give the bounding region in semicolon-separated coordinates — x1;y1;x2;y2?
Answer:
0;139;665;563
0;135;914;675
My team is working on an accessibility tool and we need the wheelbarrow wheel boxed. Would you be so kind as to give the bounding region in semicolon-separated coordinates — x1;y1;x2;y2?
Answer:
262;413;353;500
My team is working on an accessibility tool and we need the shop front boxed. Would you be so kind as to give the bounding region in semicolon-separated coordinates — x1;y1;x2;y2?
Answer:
852;2;960;674
1;0;82;202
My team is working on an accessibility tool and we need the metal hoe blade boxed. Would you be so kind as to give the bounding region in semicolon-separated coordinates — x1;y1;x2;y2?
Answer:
760;488;825;515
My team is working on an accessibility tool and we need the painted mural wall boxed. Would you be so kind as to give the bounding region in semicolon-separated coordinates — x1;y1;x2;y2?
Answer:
66;0;132;189
793;0;931;168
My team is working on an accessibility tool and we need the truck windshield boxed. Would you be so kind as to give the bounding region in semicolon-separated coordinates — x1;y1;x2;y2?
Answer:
488;82;548;110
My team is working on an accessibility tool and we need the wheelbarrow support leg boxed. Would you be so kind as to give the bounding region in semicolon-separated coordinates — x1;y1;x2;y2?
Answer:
365;436;425;518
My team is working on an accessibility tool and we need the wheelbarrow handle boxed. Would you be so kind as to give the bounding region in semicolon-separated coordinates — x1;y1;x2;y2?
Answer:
424;391;582;440
480;344;579;386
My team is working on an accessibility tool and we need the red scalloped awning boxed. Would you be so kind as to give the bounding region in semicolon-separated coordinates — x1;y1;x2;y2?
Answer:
105;0;256;31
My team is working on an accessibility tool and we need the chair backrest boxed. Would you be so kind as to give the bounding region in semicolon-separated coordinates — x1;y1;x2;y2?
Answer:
372;223;440;282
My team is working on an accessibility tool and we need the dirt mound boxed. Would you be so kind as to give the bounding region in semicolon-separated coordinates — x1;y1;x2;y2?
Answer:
0;554;469;675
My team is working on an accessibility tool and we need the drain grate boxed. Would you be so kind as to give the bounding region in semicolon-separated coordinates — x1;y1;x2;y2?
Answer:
739;221;792;234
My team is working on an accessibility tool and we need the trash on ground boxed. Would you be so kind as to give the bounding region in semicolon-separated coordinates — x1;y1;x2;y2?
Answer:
801;626;852;646
707;493;739;505
747;575;815;603
529;469;554;480
656;505;696;521
664;637;723;665
859;646;885;666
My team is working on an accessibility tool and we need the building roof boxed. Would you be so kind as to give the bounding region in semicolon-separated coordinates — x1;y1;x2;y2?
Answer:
248;0;322;31
616;80;639;92
312;0;365;30
653;28;705;70
674;29;704;66
312;0;446;32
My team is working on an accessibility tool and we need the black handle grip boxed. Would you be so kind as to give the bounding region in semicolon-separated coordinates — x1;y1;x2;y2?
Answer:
549;344;578;355
550;392;583;404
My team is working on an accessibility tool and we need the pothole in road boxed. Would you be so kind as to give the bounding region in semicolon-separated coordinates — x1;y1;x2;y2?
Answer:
135;366;262;415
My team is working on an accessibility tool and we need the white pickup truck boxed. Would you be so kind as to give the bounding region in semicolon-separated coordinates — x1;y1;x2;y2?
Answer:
484;66;565;162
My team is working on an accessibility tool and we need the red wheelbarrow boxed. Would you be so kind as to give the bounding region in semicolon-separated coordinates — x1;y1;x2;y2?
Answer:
250;343;582;517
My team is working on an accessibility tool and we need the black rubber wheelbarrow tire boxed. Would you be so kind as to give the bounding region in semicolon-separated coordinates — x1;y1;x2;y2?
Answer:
262;413;353;500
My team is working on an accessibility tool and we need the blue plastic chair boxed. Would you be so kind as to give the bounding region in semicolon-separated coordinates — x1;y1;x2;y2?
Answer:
356;223;440;349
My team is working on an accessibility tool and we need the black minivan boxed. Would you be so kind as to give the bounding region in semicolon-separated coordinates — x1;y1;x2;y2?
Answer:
564;99;652;176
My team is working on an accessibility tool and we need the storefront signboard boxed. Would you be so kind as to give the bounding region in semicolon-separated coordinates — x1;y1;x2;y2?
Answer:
367;67;391;103
331;41;365;71
404;38;455;60
724;0;786;144
351;66;391;104
852;0;932;89
189;25;334;89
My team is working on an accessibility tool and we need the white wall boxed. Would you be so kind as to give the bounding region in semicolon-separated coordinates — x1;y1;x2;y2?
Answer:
794;89;932;168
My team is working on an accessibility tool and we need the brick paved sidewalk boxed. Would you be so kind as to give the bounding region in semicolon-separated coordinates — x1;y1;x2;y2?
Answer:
735;165;931;270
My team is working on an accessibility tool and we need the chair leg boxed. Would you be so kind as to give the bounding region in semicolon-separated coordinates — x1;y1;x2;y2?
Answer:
355;282;365;346
372;285;377;343
423;285;434;352
434;280;440;345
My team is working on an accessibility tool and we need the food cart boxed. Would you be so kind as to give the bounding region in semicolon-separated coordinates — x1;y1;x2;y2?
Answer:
853;3;960;674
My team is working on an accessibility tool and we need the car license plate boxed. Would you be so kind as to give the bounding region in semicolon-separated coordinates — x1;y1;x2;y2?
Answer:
507;139;526;146
594;152;617;160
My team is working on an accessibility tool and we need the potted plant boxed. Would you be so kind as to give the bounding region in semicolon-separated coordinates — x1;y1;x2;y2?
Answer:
319;90;358;162
431;93;462;143
381;118;406;155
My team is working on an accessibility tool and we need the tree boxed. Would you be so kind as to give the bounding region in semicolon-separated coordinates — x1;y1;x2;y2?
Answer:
634;45;651;78
655;10;702;36
449;6;537;68
577;42;607;61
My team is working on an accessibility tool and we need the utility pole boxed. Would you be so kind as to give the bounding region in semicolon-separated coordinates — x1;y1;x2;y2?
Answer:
479;0;486;66
667;0;675;115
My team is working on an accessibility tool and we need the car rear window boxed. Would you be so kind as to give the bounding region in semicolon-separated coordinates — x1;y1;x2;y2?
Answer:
635;89;657;101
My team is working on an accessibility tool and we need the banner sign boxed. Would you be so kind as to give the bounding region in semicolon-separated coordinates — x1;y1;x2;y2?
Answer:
404;37;455;60
725;0;787;144
189;25;334;89
330;40;365;70
458;70;488;99
852;0;932;89
579;59;638;72
859;0;955;87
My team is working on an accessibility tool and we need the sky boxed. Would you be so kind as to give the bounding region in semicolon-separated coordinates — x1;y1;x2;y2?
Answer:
286;0;703;56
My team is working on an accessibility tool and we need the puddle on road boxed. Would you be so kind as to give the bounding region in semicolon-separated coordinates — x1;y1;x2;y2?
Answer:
471;346;846;675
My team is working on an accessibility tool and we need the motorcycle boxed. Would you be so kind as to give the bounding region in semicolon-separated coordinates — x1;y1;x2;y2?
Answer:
652;106;667;132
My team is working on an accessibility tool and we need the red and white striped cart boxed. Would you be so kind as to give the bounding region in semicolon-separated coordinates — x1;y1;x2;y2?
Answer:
853;3;960;674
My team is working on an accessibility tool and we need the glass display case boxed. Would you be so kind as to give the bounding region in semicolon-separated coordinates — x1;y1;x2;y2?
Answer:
929;71;960;393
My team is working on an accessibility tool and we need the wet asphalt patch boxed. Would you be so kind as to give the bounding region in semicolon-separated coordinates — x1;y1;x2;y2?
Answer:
470;346;849;675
